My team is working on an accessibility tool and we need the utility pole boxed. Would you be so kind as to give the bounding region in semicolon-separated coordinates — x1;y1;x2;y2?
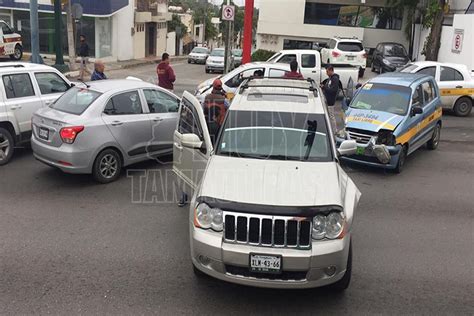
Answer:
53;0;69;72
29;0;43;64
242;0;254;64
66;0;76;70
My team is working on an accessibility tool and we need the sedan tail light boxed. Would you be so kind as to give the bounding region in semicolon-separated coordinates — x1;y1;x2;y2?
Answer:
363;52;368;59
332;51;341;58
60;126;84;144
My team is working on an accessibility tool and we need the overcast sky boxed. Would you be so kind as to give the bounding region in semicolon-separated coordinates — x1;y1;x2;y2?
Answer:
210;0;260;8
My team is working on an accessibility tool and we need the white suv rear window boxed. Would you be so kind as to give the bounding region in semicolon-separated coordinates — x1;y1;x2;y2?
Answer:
337;42;364;52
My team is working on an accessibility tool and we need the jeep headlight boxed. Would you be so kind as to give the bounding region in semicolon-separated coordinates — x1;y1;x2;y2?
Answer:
312;212;345;240
194;203;223;232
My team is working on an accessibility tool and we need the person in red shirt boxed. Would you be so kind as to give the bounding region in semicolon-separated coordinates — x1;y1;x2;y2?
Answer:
157;53;176;91
283;60;304;80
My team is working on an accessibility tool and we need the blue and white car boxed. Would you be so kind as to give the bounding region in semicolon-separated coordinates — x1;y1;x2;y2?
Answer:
337;73;443;173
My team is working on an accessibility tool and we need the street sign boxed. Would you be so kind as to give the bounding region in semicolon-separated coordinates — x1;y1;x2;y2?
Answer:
222;5;235;21
451;29;464;54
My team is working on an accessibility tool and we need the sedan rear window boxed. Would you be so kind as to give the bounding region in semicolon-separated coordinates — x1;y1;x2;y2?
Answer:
337;42;364;52
51;87;101;115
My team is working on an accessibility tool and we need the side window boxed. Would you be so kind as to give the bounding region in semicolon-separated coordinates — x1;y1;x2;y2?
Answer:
2;74;35;99
412;85;423;107
34;72;70;95
440;66;464;81
421;81;435;105
143;89;179;113
104;91;142;115
301;54;316;68
417;67;436;78
269;69;286;77
225;68;265;88
0;22;13;35
277;54;296;64
376;44;382;53
178;99;204;140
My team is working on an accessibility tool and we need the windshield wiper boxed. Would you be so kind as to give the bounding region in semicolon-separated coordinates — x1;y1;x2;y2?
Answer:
303;120;318;160
221;151;268;159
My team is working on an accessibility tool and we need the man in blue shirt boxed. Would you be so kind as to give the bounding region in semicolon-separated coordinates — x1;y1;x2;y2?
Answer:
91;60;107;81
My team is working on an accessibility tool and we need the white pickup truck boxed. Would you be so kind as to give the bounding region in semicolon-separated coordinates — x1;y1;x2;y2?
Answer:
267;49;360;91
400;61;474;116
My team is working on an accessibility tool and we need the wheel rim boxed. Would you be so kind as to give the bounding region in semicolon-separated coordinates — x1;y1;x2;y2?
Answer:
14;48;21;59
99;154;118;179
0;133;11;162
457;101;470;114
433;125;441;147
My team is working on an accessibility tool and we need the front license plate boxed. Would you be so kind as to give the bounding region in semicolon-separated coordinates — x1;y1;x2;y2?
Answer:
250;254;282;274
38;127;49;140
356;146;365;155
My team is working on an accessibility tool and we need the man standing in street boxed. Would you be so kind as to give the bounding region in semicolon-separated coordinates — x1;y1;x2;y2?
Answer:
78;35;90;81
91;60;107;81
283;60;304;79
321;65;341;133
203;79;228;126
157;53;176;91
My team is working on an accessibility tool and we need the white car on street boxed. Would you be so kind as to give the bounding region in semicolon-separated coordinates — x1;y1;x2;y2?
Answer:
0;62;72;165
400;61;474;116
321;37;367;77
174;78;361;289
188;47;209;64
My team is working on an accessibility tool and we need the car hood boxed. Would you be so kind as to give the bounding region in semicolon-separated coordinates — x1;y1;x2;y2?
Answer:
199;155;345;208
207;56;224;63
345;108;405;132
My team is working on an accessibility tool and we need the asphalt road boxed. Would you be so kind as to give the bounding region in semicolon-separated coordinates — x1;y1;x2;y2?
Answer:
0;63;473;314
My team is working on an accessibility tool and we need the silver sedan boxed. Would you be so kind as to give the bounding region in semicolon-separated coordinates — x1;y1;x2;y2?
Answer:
31;79;180;183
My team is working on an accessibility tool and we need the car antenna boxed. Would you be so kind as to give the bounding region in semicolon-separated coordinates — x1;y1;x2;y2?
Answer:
77;79;90;89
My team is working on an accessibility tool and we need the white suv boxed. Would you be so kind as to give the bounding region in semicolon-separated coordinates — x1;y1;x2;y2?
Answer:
321;37;367;78
174;78;361;289
0;62;72;165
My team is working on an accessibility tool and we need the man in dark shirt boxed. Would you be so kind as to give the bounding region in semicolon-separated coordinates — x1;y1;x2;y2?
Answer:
320;65;341;133
78;35;90;81
157;53;176;91
91;60;107;81
283;60;304;79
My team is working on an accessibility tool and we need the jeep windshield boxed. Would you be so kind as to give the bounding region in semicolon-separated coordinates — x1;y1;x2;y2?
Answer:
350;83;411;116
217;110;332;162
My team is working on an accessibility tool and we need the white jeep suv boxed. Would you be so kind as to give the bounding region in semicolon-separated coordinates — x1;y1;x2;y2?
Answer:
173;78;361;289
321;37;367;78
0;62;72;165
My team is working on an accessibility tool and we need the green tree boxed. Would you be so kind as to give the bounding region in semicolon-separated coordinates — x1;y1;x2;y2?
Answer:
168;14;188;39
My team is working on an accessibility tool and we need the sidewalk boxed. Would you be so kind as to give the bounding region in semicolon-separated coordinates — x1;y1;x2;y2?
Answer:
23;53;188;79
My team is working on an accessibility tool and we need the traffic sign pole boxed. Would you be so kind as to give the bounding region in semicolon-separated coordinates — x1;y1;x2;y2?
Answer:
222;1;235;74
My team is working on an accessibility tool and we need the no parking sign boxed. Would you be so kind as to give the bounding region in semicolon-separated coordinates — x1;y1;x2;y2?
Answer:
451;29;464;54
222;5;235;21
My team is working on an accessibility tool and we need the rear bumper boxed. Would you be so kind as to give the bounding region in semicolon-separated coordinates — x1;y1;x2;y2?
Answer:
31;136;94;174
189;57;207;64
191;224;351;289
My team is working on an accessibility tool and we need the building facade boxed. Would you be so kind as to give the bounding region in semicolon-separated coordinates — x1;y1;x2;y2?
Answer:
0;0;171;61
257;0;409;51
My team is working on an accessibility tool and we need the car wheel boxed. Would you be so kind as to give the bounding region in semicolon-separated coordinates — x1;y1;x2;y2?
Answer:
453;97;472;117
393;145;407;174
92;148;122;183
328;241;352;292
9;45;23;60
427;123;441;150
359;67;365;78
0;127;14;166
205;68;210;74
188;59;191;64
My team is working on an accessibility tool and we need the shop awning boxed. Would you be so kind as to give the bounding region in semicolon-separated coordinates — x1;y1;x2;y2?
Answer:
0;0;129;17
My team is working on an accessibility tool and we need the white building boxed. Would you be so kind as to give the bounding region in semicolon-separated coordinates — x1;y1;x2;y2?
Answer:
257;0;410;51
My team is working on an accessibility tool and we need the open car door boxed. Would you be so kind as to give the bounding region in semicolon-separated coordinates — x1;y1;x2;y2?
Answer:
173;91;213;200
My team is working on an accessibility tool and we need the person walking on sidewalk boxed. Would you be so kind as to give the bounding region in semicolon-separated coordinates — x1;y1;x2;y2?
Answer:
91;60;107;81
78;35;90;81
320;65;341;133
157;53;176;92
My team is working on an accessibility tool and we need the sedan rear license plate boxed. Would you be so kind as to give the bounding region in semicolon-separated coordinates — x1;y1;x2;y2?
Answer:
250;254;282;273
38;127;49;140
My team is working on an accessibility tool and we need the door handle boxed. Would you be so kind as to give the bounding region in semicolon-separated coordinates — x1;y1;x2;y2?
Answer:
312;71;317;73
10;105;22;110
152;117;163;122
111;121;123;126
45;101;53;106
456;85;463;89
174;142;183;151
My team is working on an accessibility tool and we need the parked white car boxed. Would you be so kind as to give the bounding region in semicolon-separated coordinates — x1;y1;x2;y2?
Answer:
174;78;361;289
268;49;359;90
321;38;367;77
400;61;474;116
0;62;72;165
196;62;291;102
188;47;209;64
205;48;234;74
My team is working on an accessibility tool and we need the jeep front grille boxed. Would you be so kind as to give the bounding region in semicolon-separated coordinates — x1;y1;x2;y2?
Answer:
224;212;311;249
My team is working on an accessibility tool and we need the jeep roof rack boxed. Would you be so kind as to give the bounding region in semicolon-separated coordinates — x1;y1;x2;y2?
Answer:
0;64;25;69
239;77;319;97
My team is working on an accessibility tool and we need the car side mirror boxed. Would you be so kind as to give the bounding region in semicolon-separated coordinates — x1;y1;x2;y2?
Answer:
338;140;357;157
411;106;423;116
181;133;203;149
